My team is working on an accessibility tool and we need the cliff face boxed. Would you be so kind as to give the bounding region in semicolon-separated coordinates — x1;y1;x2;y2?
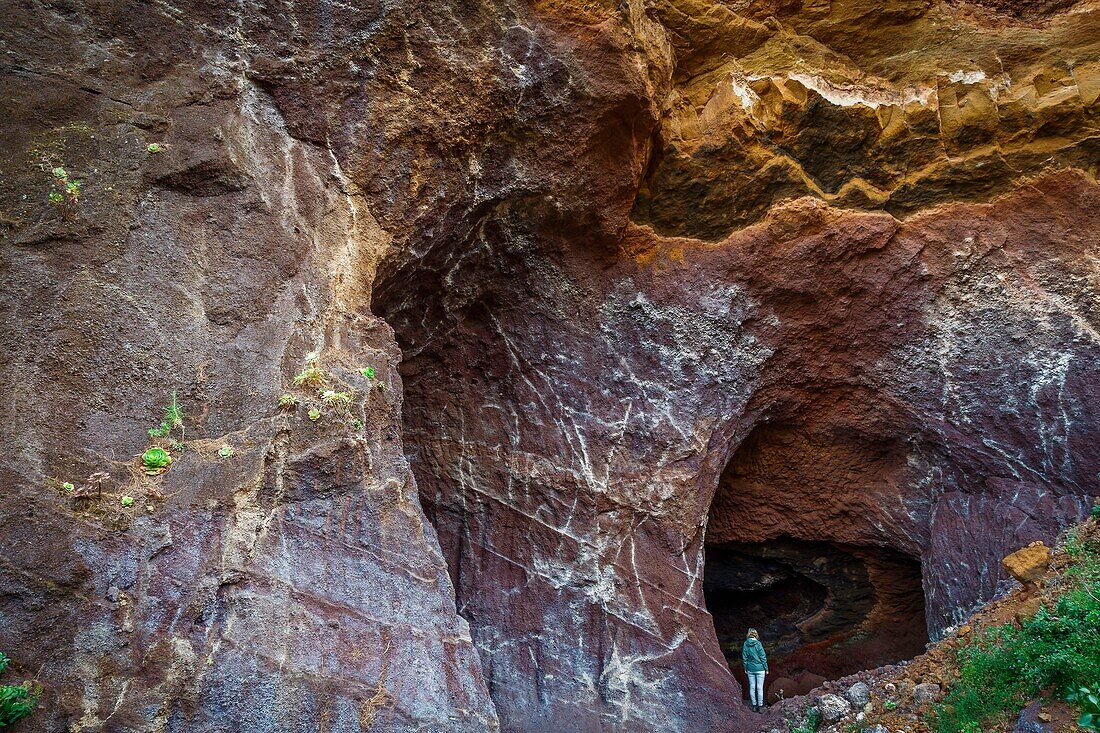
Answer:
1;1;1098;732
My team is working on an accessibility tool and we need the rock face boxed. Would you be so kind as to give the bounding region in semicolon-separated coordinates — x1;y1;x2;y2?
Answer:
1;1;1099;733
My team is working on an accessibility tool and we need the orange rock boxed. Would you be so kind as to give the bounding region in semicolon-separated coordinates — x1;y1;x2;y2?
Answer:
1002;542;1051;585
1014;596;1045;625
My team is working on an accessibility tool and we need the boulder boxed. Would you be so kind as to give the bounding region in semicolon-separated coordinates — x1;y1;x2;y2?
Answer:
913;683;942;707
1015;596;1046;625
1003;542;1052;585
817;693;853;723
847;682;871;707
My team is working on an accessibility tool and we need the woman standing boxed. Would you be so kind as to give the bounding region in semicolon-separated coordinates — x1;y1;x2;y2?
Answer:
742;628;768;712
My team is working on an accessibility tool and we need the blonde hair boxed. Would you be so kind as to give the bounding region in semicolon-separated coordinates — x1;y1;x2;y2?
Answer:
747;628;759;639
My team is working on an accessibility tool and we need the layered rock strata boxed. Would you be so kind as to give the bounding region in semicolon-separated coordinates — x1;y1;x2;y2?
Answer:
1;0;1098;732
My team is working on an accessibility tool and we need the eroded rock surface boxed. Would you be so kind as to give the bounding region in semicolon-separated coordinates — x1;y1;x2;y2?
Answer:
2;0;1099;732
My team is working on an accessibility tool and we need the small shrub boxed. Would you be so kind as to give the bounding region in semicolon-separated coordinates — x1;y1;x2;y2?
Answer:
142;447;172;474
278;394;299;409
0;652;36;726
148;391;185;440
1069;686;1100;730
293;364;327;387
1091;503;1100;519
146;143;162;153
320;389;353;407
46;166;81;218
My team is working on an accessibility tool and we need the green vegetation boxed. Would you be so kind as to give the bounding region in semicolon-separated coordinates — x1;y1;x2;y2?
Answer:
148;391;185;440
934;528;1100;733
141;447;172;474
218;445;233;458
320;389;353;408
1068;686;1100;730
146;143;162;153
361;366;376;379
278;394;299;409
119;495;135;508
1091;502;1100;519
884;699;898;711
292;352;328;388
787;707;820;733
293;364;327;387
47;166;81;218
61;482;74;492
308;408;322;422
0;652;36;727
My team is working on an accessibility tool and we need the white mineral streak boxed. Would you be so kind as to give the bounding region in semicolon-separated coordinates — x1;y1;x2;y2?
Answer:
782;71;936;108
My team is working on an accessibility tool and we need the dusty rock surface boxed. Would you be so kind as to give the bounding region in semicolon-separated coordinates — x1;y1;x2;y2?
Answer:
1003;541;1053;584
0;0;1098;732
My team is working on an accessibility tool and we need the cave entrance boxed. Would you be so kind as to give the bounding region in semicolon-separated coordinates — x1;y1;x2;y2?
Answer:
703;539;928;702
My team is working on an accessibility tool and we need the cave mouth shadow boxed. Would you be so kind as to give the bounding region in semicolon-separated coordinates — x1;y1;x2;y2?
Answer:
703;539;928;702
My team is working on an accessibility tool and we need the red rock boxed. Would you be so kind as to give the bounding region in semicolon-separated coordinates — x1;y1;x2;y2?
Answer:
1;1;1099;732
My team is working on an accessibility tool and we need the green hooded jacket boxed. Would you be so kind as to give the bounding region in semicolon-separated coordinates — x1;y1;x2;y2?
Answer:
742;637;768;673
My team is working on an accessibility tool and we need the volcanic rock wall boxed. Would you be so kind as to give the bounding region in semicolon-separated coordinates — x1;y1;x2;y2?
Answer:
1;1;1099;733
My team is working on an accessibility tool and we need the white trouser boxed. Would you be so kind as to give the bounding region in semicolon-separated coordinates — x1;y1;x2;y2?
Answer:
747;671;766;706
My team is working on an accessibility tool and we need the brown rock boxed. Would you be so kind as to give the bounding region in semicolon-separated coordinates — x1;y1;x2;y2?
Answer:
1015;596;1047;625
1003;542;1053;585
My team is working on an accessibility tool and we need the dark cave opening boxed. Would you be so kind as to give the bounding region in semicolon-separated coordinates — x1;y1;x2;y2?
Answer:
704;539;929;702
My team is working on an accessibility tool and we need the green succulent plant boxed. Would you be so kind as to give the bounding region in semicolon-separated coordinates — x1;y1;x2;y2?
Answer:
361;366;376;378
293;365;327;387
120;496;135;508
142;446;172;474
218;445;233;458
308;408;321;422
320;389;353;407
61;482;74;492
278;393;299;408
147;142;162;153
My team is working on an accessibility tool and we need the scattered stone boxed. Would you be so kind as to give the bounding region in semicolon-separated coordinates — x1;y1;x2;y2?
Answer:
106;585;120;602
1014;700;1056;733
913;683;941;706
817;694;852;723
847;682;871;707
1015;596;1045;625
1003;542;1051;585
